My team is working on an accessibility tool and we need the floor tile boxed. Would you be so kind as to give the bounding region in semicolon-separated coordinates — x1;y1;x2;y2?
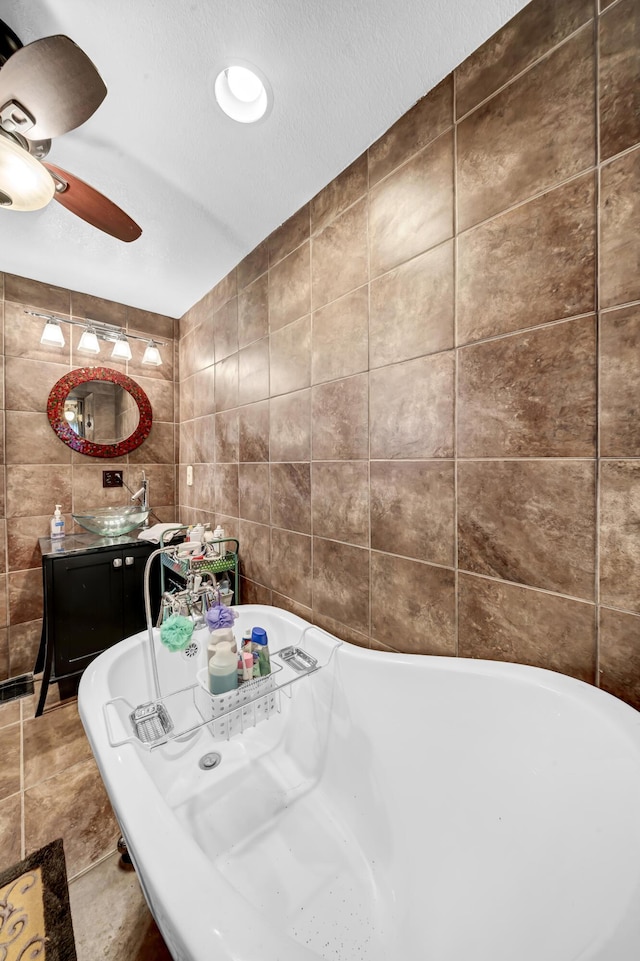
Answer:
24;757;118;877
23;700;93;789
69;852;172;961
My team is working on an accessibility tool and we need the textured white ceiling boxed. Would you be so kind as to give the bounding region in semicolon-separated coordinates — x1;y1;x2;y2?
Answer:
0;0;530;318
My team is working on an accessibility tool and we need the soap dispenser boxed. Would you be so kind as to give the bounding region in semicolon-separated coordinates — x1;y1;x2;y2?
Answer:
50;505;65;540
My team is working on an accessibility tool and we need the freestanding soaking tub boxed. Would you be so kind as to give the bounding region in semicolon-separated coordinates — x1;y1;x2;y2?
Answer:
79;604;640;961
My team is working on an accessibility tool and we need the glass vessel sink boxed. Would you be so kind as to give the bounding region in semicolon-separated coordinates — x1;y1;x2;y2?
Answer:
72;506;151;536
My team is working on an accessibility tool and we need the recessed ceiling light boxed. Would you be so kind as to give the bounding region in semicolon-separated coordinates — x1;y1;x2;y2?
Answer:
214;62;272;124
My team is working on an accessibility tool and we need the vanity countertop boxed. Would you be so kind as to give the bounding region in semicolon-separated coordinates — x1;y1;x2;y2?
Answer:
39;532;151;559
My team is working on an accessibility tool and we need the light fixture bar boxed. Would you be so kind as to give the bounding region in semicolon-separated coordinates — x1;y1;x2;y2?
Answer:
26;310;168;349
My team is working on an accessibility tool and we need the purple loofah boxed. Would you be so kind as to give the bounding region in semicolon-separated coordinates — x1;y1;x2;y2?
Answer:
204;603;238;631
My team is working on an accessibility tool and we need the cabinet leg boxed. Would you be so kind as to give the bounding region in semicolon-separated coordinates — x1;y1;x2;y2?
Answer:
34;662;50;718
34;626;53;718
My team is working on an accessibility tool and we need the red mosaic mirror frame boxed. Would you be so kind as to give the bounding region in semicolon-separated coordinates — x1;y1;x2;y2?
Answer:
47;366;153;458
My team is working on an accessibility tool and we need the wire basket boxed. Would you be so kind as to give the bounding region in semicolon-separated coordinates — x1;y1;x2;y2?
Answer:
194;666;281;739
161;552;236;577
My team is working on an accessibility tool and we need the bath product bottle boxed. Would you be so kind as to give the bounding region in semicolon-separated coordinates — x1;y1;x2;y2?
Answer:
252;627;271;677
189;523;205;542
212;526;225;556
208;642;238;695
207;628;237;661
50;505;65;540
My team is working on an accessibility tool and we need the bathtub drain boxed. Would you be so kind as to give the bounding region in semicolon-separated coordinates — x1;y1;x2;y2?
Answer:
199;752;222;770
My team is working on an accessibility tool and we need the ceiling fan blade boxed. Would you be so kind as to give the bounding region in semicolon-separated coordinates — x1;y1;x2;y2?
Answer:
44;163;142;243
0;35;106;139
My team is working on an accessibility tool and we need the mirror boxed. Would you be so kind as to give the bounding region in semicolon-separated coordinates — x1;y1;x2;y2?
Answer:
47;367;152;458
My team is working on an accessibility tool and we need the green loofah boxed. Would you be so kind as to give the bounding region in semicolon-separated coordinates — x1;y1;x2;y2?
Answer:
160;613;194;652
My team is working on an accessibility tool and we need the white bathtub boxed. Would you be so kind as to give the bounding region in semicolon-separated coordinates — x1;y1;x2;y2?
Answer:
79;604;640;961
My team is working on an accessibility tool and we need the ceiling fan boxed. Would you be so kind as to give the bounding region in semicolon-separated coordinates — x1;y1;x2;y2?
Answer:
0;18;141;242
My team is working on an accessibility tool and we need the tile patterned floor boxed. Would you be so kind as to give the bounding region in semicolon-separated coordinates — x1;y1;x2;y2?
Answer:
0;690;172;959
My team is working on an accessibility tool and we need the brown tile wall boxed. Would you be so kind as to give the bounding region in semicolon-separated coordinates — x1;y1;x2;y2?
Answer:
0;274;178;681
177;0;640;708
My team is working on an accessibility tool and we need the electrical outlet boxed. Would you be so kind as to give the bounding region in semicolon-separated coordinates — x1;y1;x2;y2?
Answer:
103;470;123;488
186;466;193;486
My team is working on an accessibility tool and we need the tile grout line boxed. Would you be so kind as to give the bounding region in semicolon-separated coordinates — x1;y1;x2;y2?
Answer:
452;71;460;659
594;2;602;688
19;697;25;859
365;146;373;648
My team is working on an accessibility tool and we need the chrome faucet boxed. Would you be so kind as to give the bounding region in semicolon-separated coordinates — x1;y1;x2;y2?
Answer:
131;471;149;510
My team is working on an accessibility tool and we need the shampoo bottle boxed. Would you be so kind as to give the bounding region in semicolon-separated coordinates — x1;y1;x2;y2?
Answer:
251;626;271;677
208;641;239;695
50;505;65;540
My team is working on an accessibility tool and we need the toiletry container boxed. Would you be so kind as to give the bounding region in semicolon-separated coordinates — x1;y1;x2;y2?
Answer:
236;650;253;683
212;526;225;556
189;523;205;543
208;642;238;695
50;505;65;540
252;626;271;676
207;628;237;662
241;651;253;681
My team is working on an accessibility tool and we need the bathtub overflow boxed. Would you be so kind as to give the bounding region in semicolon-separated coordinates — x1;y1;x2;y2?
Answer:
199;752;222;771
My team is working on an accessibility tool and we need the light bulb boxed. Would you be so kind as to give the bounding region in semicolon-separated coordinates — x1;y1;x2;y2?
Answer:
142;342;162;366
78;327;100;354
40;319;65;347
111;336;132;360
214;63;271;123
0;132;55;211
227;66;263;103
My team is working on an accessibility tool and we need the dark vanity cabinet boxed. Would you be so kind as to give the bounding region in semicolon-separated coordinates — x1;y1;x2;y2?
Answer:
36;536;159;716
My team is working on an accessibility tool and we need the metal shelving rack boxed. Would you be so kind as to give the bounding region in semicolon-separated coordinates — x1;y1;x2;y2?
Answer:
158;525;240;603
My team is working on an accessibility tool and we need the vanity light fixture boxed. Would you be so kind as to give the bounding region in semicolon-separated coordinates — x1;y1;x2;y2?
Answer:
111;334;132;361
40;317;65;347
142;341;162;367
27;310;167;362
214;62;272;124
77;325;100;355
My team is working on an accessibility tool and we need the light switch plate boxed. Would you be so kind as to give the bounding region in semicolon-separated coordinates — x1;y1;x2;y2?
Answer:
186;465;193;486
103;470;123;488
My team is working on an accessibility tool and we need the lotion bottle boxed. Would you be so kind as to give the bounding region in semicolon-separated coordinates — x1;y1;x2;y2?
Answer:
212;526;225;556
50;505;65;540
207;627;237;662
208;641;238;695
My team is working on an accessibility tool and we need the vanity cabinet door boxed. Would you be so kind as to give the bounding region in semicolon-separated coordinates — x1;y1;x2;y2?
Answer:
122;544;156;638
50;543;154;677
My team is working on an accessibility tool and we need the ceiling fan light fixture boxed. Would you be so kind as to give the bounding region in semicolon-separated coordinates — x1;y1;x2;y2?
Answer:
111;334;132;361
142;341;162;367
214;62;272;124
40;318;65;347
78;326;100;355
0;130;54;210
